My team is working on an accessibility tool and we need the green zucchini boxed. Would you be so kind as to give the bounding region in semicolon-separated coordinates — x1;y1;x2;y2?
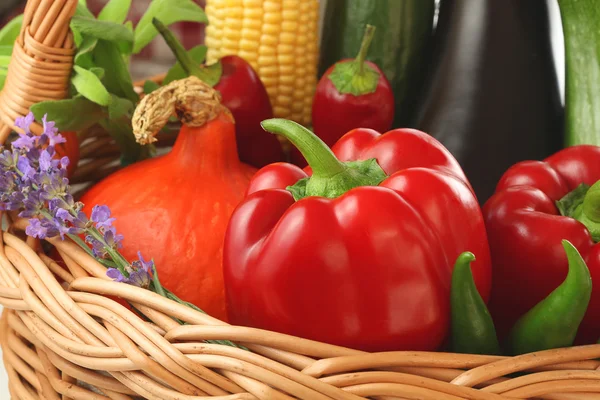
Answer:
319;0;435;127
558;0;600;147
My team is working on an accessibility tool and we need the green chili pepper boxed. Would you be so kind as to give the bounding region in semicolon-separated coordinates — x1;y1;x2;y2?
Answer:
451;252;501;355
506;240;592;355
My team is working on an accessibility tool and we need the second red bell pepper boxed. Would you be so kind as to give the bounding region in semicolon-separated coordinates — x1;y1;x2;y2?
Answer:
483;145;600;344
224;119;491;352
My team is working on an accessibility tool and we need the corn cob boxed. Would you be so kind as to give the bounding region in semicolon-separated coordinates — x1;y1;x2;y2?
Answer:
205;0;319;126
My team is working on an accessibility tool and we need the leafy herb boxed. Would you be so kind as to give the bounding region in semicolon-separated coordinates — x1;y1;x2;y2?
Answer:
30;96;106;131
70;16;134;53
93;40;138;103
72;65;112;106
0;54;11;68
133;0;207;54
98;0;132;24
1;0;207;166
143;80;161;94
108;95;134;120
0;14;23;46
74;36;98;68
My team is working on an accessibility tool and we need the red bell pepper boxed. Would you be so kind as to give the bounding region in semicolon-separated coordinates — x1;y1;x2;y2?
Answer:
224;119;492;352
483;145;600;344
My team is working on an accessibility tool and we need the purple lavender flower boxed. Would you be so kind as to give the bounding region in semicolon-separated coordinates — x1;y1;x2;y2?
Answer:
25;217;59;239
12;134;36;150
91;205;116;230
41;176;68;200
71;210;89;230
60;156;69;170
106;251;153;288
14;113;34;135
3;190;25;211
54;208;73;222
86;235;108;258
106;268;126;282
39;149;59;171
104;227;124;250
19;191;45;217
41;114;65;146
16;156;35;181
0;149;18;169
25;219;47;239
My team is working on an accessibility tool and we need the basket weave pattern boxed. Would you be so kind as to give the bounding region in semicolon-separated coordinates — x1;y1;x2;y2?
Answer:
0;0;77;142
2;1;600;399
4;217;600;400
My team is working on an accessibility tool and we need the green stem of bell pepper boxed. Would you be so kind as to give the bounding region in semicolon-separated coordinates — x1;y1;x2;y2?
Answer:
260;118;387;200
450;252;501;355
558;0;600;146
506;240;592;355
556;180;600;242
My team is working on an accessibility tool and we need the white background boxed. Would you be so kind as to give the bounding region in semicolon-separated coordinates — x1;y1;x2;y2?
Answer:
0;0;566;397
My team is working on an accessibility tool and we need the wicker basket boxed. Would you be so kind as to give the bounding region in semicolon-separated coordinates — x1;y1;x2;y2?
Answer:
2;1;600;399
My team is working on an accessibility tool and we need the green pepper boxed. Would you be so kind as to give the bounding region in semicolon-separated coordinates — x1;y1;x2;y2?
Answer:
506;240;592;355
450;252;501;355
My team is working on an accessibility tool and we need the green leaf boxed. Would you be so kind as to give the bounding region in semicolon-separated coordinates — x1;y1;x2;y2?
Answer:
98;0;132;24
74;36;98;68
30;96;106;131
0;46;12;56
98;118;153;165
72;65;112;106
196;61;222;87
90;67;105;79
70;16;134;53
143;80;161;94
163;45;207;85
75;2;94;18
0;74;6;91
0;55;11;68
133;0;207;54
0;14;23;46
93;40;138;103
108;95;134;120
124;21;134;33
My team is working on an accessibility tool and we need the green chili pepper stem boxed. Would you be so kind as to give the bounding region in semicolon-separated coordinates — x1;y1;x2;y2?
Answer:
555;181;600;242
355;24;376;75
450;252;501;355
582;181;600;223
261;119;345;178
261;118;387;200
506;240;592;355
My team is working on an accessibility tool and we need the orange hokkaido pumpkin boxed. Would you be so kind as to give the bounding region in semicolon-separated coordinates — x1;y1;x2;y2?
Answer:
80;77;256;321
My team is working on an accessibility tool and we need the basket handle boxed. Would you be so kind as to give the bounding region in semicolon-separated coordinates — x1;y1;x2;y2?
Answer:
0;0;77;143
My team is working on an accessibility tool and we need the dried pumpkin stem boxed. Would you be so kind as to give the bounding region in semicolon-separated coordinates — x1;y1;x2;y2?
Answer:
131;76;231;145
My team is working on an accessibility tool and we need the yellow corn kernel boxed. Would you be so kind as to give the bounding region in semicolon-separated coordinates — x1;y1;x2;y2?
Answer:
204;0;319;125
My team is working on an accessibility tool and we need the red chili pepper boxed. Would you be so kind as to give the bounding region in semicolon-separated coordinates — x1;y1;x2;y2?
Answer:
215;55;284;167
224;119;491;352
483;145;600;344
154;19;284;168
292;25;394;167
